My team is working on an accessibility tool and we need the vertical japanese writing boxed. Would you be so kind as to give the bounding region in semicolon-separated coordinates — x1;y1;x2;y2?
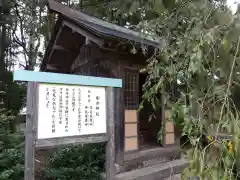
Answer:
88;90;93;126
96;95;100;117
84;89;91;127
90;105;93;126
65;88;69;132
40;84;107;138
72;89;76;111
84;105;88;126
88;90;91;103
59;88;63;124
78;88;82;132
52;88;57;133
46;87;50;108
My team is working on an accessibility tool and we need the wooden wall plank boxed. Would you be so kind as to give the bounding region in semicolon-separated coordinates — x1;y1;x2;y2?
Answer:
165;122;174;133
36;134;108;149
161;89;177;147
124;110;137;123
125;137;138;151
124;110;138;152
165;133;175;145
125;124;137;137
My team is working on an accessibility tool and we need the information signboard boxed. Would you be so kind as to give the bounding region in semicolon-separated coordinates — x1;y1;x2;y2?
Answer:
13;70;122;180
38;83;106;139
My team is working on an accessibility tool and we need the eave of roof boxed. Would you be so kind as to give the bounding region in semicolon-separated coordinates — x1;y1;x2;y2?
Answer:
47;0;163;48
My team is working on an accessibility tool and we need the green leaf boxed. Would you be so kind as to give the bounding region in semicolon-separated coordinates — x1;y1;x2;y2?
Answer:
129;1;140;13
188;48;203;74
162;0;175;10
214;11;233;26
153;0;165;14
222;37;229;51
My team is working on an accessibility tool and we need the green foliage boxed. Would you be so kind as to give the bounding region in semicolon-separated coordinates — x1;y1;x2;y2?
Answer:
0;108;24;180
41;143;105;180
2;71;25;115
0;105;105;180
0;71;25;133
141;0;240;179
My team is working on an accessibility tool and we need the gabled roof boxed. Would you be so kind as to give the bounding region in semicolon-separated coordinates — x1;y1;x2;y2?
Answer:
48;0;162;47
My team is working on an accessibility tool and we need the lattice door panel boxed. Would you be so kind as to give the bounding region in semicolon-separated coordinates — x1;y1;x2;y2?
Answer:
124;69;139;109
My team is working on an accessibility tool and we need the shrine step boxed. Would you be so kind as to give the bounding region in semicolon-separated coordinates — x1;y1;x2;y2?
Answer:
115;159;187;180
120;146;181;173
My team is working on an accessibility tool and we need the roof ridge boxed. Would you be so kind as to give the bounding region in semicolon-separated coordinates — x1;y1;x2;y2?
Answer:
47;0;162;46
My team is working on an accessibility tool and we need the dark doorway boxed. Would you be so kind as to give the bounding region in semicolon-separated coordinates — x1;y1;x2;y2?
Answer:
138;73;162;149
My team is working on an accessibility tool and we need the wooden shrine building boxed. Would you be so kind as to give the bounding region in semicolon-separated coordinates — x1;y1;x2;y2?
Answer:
41;0;186;178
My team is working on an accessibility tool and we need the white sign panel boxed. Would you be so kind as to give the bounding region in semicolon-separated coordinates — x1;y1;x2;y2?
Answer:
37;83;107;139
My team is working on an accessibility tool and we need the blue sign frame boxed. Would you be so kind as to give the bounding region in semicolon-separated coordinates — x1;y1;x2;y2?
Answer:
13;70;122;88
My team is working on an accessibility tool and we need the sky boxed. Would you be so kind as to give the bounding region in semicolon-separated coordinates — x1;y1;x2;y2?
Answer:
227;0;240;13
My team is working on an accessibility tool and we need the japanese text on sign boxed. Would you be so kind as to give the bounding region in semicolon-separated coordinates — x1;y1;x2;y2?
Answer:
37;83;106;139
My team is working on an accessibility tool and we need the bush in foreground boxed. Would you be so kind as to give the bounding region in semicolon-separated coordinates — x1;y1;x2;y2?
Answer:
41;143;105;180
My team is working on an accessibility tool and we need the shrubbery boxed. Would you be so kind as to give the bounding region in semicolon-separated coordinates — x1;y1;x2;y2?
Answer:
0;108;105;180
0;142;24;180
0;86;105;179
40;143;105;180
0;108;24;180
0;133;105;180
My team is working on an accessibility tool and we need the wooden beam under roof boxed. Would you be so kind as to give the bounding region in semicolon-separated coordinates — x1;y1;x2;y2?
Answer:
71;43;103;70
63;20;104;47
46;64;60;70
41;22;65;71
40;18;62;71
43;19;88;72
52;44;71;52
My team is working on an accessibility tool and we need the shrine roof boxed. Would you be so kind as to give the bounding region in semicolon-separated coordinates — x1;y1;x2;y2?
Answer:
40;0;163;72
47;0;161;48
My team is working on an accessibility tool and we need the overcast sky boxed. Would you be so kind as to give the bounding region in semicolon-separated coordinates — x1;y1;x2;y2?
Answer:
228;0;240;13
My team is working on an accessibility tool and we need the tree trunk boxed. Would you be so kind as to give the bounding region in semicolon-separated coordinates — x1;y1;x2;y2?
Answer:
28;0;36;70
0;0;6;109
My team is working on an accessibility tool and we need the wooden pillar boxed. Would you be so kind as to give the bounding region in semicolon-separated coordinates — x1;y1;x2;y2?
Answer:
106;87;116;179
25;82;38;180
114;88;124;166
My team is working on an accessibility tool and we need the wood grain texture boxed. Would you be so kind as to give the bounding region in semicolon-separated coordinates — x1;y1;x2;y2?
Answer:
25;82;38;180
124;110;137;123
165;133;175;145
115;159;187;180
106;87;116;179
165;122;174;133
36;134;108;149
115;88;124;166
125;124;137;137
125;137;138;152
63;21;104;47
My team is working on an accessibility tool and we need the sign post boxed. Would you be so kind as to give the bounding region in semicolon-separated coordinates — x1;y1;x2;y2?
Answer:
13;70;122;180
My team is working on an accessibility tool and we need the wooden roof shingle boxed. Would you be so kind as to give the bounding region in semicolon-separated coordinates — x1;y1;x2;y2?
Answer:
48;0;162;47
